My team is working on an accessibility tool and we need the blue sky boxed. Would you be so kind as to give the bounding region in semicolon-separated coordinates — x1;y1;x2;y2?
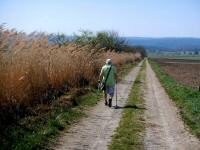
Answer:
0;0;199;37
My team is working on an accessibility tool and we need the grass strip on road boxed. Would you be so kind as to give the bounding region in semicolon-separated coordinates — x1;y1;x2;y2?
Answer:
150;60;200;139
109;61;146;150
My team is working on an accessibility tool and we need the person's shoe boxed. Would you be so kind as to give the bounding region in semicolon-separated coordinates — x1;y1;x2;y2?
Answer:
108;98;112;107
105;100;108;106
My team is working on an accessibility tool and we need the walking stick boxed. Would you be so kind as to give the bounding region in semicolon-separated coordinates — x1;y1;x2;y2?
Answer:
115;81;118;109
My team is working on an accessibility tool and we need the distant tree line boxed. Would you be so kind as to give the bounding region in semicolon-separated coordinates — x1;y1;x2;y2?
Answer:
49;30;147;56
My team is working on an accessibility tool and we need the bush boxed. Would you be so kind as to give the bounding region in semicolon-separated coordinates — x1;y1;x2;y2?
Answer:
49;33;70;47
74;30;126;51
122;45;147;57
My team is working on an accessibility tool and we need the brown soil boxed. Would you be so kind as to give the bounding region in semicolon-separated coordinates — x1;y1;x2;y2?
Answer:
153;59;200;89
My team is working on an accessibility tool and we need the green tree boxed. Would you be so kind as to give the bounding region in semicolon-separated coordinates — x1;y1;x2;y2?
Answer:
49;33;69;47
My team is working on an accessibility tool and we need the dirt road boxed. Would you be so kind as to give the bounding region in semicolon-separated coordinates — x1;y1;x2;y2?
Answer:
144;60;200;150
54;62;143;150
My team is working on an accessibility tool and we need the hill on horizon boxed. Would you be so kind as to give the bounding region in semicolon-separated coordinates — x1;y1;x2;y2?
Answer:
125;37;200;52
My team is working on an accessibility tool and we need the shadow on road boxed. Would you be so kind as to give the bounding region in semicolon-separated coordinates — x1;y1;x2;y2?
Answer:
112;104;145;110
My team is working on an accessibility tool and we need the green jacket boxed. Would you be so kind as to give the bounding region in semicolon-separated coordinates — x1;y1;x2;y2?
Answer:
101;64;117;87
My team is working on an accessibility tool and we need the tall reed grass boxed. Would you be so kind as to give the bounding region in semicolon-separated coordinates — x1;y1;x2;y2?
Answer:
0;26;141;118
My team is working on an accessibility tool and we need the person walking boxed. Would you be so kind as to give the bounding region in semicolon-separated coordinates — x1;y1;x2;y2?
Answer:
99;59;117;107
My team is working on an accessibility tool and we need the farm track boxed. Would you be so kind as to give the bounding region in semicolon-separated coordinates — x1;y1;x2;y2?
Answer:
54;60;200;150
144;60;200;150
54;61;143;150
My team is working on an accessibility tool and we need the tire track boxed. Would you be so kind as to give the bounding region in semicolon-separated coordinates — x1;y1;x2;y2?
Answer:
54;61;143;150
144;60;200;150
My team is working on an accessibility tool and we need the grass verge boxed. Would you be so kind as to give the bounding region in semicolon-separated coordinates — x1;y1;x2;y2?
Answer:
1;89;101;150
0;62;138;150
109;61;146;150
150;60;200;139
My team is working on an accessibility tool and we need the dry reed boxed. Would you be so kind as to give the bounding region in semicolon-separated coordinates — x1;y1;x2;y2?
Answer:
0;26;141;109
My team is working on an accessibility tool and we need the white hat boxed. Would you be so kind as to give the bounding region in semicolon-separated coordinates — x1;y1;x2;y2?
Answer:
106;59;112;65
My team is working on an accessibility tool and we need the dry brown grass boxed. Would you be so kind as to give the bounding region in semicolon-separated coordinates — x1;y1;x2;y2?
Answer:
0;26;141;110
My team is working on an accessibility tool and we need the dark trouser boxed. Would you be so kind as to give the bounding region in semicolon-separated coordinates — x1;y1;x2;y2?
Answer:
104;86;115;107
